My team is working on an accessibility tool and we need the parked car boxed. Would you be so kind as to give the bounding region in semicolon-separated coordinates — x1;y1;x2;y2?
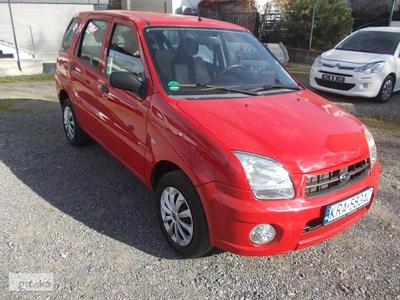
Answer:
55;11;381;257
310;27;400;103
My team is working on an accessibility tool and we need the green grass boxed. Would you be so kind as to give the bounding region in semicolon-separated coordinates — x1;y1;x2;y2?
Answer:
0;99;28;112
287;63;311;75
0;73;54;83
360;116;400;137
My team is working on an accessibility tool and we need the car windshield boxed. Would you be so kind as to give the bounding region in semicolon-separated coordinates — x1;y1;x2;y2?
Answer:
336;30;400;55
144;27;300;97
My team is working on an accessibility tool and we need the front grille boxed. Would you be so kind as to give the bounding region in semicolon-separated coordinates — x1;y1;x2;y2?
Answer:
315;78;355;91
322;63;355;70
319;70;353;77
305;160;370;197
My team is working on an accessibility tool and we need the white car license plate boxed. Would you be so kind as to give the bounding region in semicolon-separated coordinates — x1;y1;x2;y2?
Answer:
322;74;345;83
323;188;373;225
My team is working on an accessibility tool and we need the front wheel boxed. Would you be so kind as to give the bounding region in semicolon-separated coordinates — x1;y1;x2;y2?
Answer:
62;98;89;146
155;171;212;258
376;75;395;103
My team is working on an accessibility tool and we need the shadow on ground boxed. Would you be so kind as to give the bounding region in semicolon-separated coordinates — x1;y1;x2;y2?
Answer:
0;98;187;259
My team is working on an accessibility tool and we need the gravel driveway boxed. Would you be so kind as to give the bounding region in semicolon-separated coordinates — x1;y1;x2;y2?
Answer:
0;80;399;299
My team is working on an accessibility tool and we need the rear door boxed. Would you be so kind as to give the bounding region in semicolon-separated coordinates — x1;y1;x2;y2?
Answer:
69;16;111;135
94;18;151;178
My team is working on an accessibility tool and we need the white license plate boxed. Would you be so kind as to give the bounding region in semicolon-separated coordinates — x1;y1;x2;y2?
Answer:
322;74;345;83
323;188;373;225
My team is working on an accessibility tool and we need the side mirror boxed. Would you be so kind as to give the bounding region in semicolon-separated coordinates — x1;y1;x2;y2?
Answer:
110;72;146;97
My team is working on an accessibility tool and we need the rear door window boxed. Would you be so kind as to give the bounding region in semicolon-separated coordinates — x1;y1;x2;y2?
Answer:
61;18;80;51
105;24;144;81
78;19;109;68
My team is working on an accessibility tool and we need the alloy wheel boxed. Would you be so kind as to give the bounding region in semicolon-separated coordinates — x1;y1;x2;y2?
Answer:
382;79;393;101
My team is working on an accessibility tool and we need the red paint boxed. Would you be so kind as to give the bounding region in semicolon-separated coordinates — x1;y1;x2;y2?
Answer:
56;11;381;256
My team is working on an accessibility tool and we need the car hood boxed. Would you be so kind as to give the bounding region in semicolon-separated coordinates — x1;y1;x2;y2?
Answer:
176;90;369;174
322;49;390;65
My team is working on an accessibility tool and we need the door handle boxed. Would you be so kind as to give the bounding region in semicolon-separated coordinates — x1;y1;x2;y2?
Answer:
100;85;109;94
70;64;82;74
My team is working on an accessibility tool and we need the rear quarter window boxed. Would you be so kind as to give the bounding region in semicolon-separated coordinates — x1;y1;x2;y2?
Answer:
61;18;80;51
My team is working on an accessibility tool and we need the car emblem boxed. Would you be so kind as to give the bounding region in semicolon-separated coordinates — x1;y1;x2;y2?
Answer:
339;172;351;183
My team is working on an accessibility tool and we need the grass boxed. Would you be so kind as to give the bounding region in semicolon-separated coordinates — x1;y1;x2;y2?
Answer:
360;116;400;137
0;73;54;84
0;99;29;112
287;63;311;75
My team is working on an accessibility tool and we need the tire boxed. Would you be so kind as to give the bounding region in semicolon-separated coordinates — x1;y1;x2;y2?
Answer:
155;171;212;258
376;75;395;103
62;98;89;146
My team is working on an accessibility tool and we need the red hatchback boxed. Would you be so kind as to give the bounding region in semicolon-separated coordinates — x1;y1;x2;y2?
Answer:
55;11;381;257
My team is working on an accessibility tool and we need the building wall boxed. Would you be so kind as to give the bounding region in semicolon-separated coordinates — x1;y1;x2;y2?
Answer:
0;3;96;55
121;0;173;13
120;0;201;14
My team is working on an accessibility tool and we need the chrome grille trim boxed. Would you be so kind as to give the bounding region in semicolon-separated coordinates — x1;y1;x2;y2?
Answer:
305;160;370;197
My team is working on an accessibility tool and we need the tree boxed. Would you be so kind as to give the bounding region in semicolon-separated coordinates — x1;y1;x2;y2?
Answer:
349;0;400;28
278;0;353;50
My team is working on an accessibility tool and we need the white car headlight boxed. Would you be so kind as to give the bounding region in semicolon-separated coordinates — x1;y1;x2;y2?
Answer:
233;152;295;200
364;126;377;168
355;61;385;74
313;55;322;67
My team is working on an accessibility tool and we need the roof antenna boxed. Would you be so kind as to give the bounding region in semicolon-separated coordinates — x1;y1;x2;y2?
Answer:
187;0;201;21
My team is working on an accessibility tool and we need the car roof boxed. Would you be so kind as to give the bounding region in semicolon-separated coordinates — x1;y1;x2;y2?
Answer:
359;26;400;33
75;10;248;31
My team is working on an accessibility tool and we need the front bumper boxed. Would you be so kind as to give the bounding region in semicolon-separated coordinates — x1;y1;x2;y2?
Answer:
309;66;384;98
197;161;381;256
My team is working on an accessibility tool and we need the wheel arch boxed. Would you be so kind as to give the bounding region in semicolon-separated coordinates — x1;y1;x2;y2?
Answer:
58;89;69;107
151;160;183;191
388;72;396;85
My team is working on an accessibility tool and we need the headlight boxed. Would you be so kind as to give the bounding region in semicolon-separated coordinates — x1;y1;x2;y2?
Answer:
233;151;295;200
355;61;385;74
313;55;322;67
364;126;377;168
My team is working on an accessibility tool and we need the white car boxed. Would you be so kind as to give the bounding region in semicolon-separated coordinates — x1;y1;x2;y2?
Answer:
310;27;400;102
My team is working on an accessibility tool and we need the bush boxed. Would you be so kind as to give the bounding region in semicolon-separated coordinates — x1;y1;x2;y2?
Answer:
278;0;353;50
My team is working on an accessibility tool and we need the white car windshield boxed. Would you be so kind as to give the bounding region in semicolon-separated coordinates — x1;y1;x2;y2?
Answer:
336;30;400;55
145;27;300;97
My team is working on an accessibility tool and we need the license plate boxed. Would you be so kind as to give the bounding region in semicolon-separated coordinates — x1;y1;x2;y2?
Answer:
323;188;373;225
322;74;345;83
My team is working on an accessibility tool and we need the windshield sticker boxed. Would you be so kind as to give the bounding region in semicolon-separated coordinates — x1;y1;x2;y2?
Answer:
168;81;180;92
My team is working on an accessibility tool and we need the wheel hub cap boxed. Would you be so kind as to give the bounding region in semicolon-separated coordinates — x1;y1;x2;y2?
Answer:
63;106;75;140
160;187;193;246
382;80;393;100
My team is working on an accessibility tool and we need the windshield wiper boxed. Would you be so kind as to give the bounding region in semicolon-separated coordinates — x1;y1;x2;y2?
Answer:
170;83;260;96
250;84;301;93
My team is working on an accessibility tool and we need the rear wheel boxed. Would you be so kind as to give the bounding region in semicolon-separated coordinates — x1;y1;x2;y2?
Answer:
62;98;89;146
155;171;212;257
376;75;395;103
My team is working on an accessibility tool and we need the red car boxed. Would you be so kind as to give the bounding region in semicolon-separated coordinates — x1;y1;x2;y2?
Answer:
55;11;381;257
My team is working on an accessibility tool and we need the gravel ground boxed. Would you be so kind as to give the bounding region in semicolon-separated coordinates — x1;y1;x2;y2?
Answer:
0;80;399;299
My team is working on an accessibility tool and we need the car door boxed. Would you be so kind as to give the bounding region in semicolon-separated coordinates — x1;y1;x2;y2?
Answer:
69;17;111;136
94;18;151;179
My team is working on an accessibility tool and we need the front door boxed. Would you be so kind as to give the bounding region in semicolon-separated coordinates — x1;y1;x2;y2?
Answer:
95;19;151;179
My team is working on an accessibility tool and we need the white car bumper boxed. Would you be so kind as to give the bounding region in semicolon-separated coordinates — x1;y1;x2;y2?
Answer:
310;66;384;98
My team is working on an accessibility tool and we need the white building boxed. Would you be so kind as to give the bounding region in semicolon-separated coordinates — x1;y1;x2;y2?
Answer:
0;0;108;56
121;0;200;14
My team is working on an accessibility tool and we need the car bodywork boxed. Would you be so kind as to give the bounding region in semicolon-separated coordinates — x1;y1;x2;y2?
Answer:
56;11;380;256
